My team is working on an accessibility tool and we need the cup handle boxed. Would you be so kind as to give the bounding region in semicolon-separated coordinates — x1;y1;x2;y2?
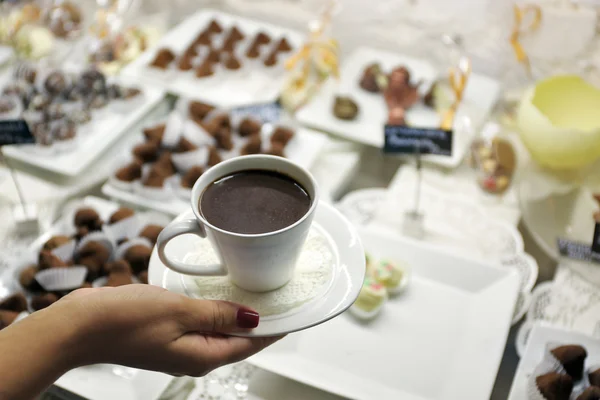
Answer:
156;219;227;276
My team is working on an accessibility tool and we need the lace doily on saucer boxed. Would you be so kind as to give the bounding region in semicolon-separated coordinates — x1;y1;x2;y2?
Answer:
185;228;335;317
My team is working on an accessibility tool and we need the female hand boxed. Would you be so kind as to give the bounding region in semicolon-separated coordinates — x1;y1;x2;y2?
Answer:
0;284;281;399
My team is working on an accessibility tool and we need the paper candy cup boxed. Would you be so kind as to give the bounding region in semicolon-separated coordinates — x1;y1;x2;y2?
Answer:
115;237;153;261
103;215;142;243
133;180;174;201
162;111;185;149
51;239;76;263
172;147;209;172
35;266;87;291
182;119;215;147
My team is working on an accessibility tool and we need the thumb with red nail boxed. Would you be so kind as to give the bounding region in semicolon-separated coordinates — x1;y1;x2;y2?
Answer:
0;285;283;399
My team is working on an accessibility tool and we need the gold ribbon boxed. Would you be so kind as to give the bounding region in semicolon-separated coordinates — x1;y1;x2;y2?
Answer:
284;0;340;90
510;3;542;76
440;57;471;130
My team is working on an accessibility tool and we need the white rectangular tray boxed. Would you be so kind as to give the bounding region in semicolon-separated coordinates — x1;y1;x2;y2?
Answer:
2;83;164;177
121;9;303;108
508;324;600;400
295;46;501;168
249;227;519;400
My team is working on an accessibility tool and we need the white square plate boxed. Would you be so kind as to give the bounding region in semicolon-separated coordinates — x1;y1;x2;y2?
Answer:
249;227;519;400
121;9;303;108
295;46;501;168
2;83;164;177
508;324;600;400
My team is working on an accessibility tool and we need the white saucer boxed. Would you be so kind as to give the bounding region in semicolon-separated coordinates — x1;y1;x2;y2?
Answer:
148;202;366;337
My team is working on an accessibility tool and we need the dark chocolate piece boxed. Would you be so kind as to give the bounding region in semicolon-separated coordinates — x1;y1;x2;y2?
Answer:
19;265;42;291
150;48;176;69
206;19;223;34
589;368;600;387
0;293;28;313
181;166;204;188
536;373;573;400
189;101;215;121
275;37;292;52
551;345;587;380
175;137;198;153
76;241;111;275
44;71;68;95
207;147;222;167
360;63;383;93
123;245;152;274
245;43;261;59
115;160;143;182
238;118;261;137
38;251;68;270
265;142;285;157
577;387;600;400
109;208;135;224
42;235;71;251
253;32;271;46
104;259;132;275
138;270;149;284
270;126;294;146
143;124;165;143
215;127;234;150
31;293;59;311
195;60;215;78
240;134;262;155
263;50;278;67
223;53;242;70
139;225;163;245
133;142;160;163
74;208;102;231
227;26;245;42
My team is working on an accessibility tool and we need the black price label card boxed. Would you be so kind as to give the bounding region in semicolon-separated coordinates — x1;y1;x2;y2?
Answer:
0;120;35;146
383;125;453;156
230;101;282;124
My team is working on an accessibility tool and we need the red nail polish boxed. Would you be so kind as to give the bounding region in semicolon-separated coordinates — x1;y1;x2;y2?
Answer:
237;308;259;329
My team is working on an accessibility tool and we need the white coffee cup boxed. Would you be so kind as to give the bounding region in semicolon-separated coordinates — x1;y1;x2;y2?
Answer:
156;155;319;292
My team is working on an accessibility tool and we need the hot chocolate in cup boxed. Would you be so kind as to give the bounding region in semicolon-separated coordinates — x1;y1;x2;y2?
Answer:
157;155;319;292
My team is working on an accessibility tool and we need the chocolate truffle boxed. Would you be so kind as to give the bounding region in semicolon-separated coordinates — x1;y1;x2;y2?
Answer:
245;43;261;59
106;272;133;287
215;127;234;150
74;208;102;231
142;168;167;188
138;270;149;284
536;373;573;400
193;30;212;46
590;368;600;387
115;160;143;182
150;48;176;69
577;387;600;400
139;225;163;245
155;152;176;176
31;293;59;311
333;96;359;120
184;46;199;59
223;53;242;70
207;147;222;167
551;345;587;380
42;235;71;251
221;37;238;53
0;310;19;329
175;137;198;153
181;166;204;188
206;49;221;63
19;265;42;291
263;50;278;67
109;208;135;224
212;113;231;129
238;118;261;137
76;241;111;274
38;251;68;270
143;124;166;144
265;142;285;157
271;127;294;146
206;19;223;34
253;32;271;46
133;142;160;163
44;71;68;95
189;101;215;121
240;134;262;155
196;60;215;78
0;293;28;313
227;26;245;42
104;259;132;275
79;68;106;93
359;63;383;93
123;245;152;274
177;54;195;71
275;37;292;52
